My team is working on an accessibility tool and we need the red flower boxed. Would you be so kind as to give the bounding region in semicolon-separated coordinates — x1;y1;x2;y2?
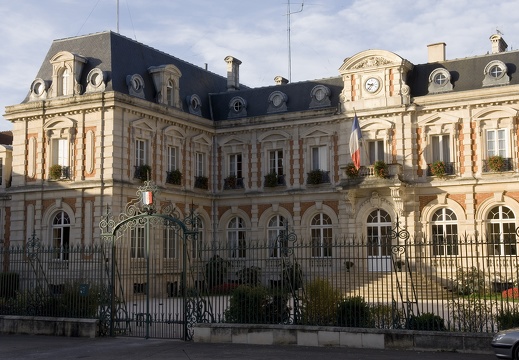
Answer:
502;287;519;299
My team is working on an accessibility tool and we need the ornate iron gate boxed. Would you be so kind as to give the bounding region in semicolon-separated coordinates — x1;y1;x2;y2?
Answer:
99;181;205;339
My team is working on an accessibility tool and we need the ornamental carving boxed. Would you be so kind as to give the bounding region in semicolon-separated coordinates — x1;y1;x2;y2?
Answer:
352;56;392;69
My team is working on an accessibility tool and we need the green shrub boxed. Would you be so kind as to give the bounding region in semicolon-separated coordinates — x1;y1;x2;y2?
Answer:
224;285;269;324
282;262;303;291
448;297;496;332
407;312;446;331
451;266;487;296
337;296;373;328
0;272;19;298
301;278;340;326
371;303;405;329
236;266;261;286
496;308;519;330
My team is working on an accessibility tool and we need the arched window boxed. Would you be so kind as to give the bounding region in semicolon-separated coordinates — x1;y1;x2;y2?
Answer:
58;67;70;96
228;217;246;258
311;213;332;257
488;205;516;255
167;79;174;106
431;208;458;256
367;209;392;257
163;222;179;259
193;220;204;259
52;211;70;260
268;215;286;258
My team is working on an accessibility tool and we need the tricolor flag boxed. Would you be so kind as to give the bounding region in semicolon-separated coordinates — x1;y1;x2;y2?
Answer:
142;191;153;205
349;114;362;170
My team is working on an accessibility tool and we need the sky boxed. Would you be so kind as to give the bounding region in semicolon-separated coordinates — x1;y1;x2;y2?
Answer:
1;0;519;132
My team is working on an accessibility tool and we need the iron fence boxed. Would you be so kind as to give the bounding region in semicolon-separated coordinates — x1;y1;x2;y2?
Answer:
2;233;519;336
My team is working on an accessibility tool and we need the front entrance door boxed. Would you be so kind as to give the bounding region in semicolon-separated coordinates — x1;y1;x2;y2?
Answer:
367;209;392;272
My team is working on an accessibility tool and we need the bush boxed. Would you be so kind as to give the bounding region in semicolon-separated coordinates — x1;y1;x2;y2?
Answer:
451;266;487;296
282;262;303;291
371;303;405;329
337;296;373;328
236;266;261;286
224;285;269;324
373;161;388;178
301;278;340;326
448;297;496;332
496;308;519;330
407;312;446;331
0;272;19;298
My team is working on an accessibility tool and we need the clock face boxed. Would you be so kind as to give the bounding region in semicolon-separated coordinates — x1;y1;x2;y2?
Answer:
365;77;380;93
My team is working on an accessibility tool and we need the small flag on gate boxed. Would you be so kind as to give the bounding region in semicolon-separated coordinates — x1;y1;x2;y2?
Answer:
142;191;153;205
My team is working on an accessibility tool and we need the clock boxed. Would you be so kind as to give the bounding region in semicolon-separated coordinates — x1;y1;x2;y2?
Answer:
365;77;380;93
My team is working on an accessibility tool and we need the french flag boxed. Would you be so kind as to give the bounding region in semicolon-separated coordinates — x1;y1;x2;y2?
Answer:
349;114;362;170
142;191;153;205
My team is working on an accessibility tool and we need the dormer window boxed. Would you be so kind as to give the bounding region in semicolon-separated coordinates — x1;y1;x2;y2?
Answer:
126;74;145;99
428;68;452;93
29;78;48;101
148;64;182;107
85;68;106;93
228;96;247;118
186;94;202;116
483;60;509;87
309;85;331;108
267;91;287;113
49;51;87;98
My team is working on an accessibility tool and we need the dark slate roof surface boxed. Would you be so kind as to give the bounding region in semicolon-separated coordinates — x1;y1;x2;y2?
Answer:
408;50;519;97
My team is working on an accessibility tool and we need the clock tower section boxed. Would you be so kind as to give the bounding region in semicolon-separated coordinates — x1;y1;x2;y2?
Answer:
339;49;414;111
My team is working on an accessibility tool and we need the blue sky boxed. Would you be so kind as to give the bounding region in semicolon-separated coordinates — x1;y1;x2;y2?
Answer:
1;0;519;131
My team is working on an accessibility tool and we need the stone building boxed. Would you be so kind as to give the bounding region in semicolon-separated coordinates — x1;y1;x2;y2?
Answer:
3;30;519;279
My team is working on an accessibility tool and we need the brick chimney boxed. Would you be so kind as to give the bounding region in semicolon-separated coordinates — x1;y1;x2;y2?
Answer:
490;33;508;53
427;42;446;63
224;56;241;91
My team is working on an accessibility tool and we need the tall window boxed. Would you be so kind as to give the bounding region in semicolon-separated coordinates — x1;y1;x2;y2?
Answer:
486;129;507;157
131;227;145;259
52;211;70;261
311;213;332;257
52;138;69;169
135;139;148;166
228;217;246;258
431;208;458;256
163;226;177;259
196;152;205;177
229;153;242;178
368;140;384;164
58;67;70;96
367;209;392;257
488;205;516;256
268;215;287;258
268;150;283;175
192;221;203;259
432;135;450;162
311;146;328;171
167;146;178;171
166;80;174;106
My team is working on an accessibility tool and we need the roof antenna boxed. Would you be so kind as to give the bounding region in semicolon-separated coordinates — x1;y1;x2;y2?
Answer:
287;0;304;82
116;0;120;33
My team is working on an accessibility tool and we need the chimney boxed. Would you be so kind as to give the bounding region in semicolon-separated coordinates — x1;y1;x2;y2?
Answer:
490;33;508;53
274;76;289;85
224;56;241;91
427;42;446;63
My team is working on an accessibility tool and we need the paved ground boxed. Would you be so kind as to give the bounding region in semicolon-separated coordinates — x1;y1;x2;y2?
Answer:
0;334;495;360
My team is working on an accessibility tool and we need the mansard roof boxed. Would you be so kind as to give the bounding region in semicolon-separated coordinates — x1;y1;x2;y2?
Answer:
408;50;519;97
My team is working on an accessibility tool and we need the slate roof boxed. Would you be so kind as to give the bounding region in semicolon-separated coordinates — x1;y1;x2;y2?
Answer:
24;31;519;122
408;50;519;97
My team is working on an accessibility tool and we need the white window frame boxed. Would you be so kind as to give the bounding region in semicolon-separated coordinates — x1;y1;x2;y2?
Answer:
268;215;287;258
431;134;451;163
310;213;332;258
131;226;145;259
196;152;206;177
268;149;284;175
52;211;70;261
229;153;242;177
167;146;178;171
486;129;508;158
164;226;177;259
431;208;458;256
488;205;517;256
311;146;328;171
135;138;148;167
228;217;246;258
367;140;384;165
